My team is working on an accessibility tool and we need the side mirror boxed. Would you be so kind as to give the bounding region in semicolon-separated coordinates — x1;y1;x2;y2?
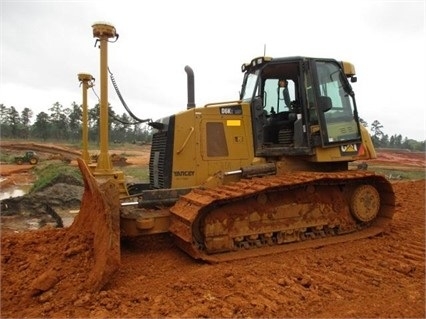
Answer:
318;96;332;113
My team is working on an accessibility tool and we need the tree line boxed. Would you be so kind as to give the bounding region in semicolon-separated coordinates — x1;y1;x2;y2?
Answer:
0;102;425;151
363;119;425;151
0;102;152;145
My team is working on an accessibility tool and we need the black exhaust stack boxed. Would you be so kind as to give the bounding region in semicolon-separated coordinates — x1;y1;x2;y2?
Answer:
184;65;195;109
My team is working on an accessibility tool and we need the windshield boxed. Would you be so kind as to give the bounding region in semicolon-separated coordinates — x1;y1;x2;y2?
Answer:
241;72;259;101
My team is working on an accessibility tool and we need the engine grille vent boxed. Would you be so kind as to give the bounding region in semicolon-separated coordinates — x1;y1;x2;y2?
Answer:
149;131;168;189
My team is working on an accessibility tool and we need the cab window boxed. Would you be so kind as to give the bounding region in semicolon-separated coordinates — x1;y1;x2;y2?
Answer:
315;61;360;143
263;78;296;115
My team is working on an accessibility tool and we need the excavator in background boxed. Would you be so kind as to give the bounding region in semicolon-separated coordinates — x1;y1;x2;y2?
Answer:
79;23;395;264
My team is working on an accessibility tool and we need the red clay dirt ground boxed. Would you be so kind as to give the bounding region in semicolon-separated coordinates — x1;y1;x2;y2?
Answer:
1;148;425;318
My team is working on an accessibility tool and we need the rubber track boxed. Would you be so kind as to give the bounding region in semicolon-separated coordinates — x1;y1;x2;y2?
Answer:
169;171;395;263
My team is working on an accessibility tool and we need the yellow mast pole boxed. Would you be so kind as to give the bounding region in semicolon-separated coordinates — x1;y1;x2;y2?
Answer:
89;22;128;197
77;73;95;164
92;22;117;172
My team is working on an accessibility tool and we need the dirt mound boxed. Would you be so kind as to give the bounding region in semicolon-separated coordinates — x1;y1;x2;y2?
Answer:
1;229;94;315
0;141;81;159
1;159;121;318
1;179;424;318
41;173;83;188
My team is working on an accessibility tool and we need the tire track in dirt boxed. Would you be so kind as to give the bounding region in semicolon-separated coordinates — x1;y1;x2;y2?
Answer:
116;180;425;318
298;179;425;317
215;179;425;318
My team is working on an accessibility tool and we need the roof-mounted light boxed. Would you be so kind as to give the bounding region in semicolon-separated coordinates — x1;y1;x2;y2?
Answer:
241;56;272;72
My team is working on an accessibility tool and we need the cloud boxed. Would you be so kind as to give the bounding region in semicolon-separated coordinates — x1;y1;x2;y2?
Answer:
1;0;425;140
361;1;425;36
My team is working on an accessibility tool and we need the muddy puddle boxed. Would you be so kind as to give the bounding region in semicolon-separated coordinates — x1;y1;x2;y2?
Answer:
0;209;78;232
0;186;31;201
1;182;83;232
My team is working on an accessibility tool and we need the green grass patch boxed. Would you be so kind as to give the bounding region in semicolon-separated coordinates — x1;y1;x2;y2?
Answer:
0;153;15;164
370;167;425;180
30;162;83;193
121;166;149;182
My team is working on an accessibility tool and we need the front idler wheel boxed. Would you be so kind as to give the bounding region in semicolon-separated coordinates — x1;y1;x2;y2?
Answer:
350;185;380;222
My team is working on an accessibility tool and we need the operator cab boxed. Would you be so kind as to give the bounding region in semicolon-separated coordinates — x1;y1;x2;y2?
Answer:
240;56;362;157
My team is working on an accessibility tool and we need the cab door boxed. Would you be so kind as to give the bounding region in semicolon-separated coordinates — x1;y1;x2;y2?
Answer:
311;60;362;147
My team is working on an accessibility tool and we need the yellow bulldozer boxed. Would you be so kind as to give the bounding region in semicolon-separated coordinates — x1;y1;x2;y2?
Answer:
77;23;395;267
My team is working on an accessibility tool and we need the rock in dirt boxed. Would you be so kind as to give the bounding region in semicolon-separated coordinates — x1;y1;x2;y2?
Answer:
30;269;60;296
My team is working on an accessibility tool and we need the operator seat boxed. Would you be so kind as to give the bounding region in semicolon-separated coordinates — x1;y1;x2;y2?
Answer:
264;110;297;145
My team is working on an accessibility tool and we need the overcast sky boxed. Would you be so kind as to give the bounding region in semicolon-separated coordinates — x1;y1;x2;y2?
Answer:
1;0;425;140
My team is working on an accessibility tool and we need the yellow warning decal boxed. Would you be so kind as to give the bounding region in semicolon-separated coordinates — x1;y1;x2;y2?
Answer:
227;120;241;126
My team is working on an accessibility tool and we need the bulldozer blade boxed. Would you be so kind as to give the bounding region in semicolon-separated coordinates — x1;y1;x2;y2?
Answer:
68;158;121;292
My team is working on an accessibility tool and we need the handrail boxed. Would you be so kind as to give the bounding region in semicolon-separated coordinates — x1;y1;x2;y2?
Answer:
176;126;195;155
204;100;242;108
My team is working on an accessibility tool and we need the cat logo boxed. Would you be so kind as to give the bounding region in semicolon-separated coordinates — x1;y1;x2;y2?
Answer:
340;144;359;156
